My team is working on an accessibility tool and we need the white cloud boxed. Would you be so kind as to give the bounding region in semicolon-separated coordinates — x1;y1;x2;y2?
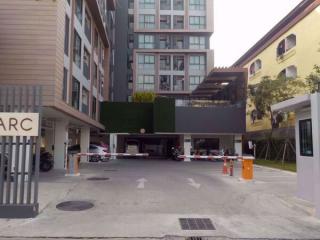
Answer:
211;0;303;67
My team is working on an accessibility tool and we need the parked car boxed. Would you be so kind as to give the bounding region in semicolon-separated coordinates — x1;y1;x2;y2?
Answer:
67;143;109;162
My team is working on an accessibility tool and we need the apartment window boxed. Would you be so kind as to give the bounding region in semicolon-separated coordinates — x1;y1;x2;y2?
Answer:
189;16;206;29
137;75;155;91
138;55;155;70
72;78;80;110
94;29;99;53
128;0;134;9
277;34;297;57
83;48;90;80
160;55;171;70
94;63;98;87
92;97;97;119
160;0;171;10
128;14;134;29
278;65;297;80
128;34;134;49
160;15;171;29
160;75;171;91
189;0;205;10
64;15;70;56
299;119;313;157
139;0;155;9
249;59;262;76
173;0;184;10
173;76;184;91
160;35;170;49
139;14;155;29
73;30;82;68
75;0;83;23
138;35;155;49
190;36;206;49
173;36;184;49
62;68;68;101
189;55;206;70
99;72;104;95
85;10;92;42
82;87;89;114
174;16;184;29
189;76;203;91
173;56;184;71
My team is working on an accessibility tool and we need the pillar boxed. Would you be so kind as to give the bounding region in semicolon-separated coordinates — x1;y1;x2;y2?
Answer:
183;134;192;162
234;135;243;156
54;120;69;170
80;127;90;162
311;93;320;218
110;134;117;159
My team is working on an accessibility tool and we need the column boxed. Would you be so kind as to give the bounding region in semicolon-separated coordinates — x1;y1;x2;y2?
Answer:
234;135;243;156
54;120;69;170
110;134;117;159
311;93;320;218
183;134;192;162
80;127;90;162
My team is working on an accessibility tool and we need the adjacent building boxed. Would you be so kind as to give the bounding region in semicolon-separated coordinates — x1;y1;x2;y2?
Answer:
233;0;320;141
0;0;116;169
114;0;214;102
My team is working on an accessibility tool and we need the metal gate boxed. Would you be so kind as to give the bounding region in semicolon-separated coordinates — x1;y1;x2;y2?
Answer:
0;86;42;218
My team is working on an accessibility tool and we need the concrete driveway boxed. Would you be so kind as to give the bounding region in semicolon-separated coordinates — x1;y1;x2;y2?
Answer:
0;159;320;239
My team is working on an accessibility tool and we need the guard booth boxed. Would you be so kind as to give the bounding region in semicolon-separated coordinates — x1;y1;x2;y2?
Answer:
272;93;320;218
0;86;42;218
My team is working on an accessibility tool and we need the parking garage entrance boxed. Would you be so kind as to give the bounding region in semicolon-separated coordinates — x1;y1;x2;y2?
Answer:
117;135;180;159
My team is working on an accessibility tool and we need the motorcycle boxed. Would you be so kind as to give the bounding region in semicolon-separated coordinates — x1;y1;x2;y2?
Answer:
171;147;183;161
33;149;54;172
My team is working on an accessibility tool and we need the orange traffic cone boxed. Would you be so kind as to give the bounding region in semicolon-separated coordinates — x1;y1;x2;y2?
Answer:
222;157;228;175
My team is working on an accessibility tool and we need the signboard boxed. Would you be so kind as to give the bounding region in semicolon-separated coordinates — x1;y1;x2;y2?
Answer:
0;113;40;136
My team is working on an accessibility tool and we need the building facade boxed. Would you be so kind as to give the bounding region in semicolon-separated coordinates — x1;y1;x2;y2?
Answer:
0;0;116;169
233;0;320;140
114;0;214;102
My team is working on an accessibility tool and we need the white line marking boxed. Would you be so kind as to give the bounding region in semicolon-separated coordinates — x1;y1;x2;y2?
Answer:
188;178;201;189
137;178;147;189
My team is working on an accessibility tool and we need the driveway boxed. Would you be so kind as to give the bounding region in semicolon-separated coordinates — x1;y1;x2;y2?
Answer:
0;159;319;239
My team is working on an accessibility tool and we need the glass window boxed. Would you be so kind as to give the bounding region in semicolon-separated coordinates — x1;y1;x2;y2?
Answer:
64;15;70;56
138;35;155;49
160;55;171;71
173;35;184;49
139;14;155;29
189;76;204;91
94;29;99;53
128;0;134;9
173;0;184;10
82;87;89;114
189;16;206;29
83;47;90;80
173;56;184;71
85;10;92;42
160;15;171;29
173;16;184;29
160;0;171;10
138;55;155;70
190;36;206;49
75;0;83;23
160;35;170;49
299;119;313;157
189;0;205;10
160;75;171;91
128;34;134;49
137;75;155;91
139;0;155;9
62;68;68;101
73;30;82;68
92;97;97;119
72;78;80;110
173;76;184;91
189;55;206;70
94;63;98;87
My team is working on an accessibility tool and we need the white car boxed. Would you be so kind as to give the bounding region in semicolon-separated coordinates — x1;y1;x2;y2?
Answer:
89;144;109;162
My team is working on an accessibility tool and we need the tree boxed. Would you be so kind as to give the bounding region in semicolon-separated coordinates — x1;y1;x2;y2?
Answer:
306;65;320;93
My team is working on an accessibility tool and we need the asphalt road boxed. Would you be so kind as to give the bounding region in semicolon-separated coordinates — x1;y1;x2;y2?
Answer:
0;158;320;239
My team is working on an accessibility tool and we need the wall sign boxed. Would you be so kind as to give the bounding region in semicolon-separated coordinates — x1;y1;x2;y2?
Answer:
0;113;40;137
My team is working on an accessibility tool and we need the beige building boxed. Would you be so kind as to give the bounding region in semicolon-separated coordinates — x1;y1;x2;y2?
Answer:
0;0;116;169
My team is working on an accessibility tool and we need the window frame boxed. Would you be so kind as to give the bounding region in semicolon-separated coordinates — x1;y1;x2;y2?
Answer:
299;119;313;157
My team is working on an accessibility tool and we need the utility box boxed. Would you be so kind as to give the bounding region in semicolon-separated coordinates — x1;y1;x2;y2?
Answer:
242;158;254;180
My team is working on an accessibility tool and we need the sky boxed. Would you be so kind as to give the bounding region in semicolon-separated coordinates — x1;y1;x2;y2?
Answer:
211;0;303;67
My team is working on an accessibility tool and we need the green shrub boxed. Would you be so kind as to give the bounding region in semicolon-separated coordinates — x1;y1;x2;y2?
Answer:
133;92;156;103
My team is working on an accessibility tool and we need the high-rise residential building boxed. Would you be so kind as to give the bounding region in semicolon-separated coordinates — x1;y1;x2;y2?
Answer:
114;0;214;102
0;0;116;169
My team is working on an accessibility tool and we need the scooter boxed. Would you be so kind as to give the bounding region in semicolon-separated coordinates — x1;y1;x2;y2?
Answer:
33;150;54;172
171;147;183;161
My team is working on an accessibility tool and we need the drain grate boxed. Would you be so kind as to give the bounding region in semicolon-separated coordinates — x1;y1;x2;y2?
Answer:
179;218;215;230
87;177;110;181
56;201;94;211
185;237;204;240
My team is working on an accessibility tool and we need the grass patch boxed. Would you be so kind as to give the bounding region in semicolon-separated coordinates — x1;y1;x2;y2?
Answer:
254;159;296;172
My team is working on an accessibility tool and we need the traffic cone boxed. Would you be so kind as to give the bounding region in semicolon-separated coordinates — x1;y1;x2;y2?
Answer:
222;157;228;175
